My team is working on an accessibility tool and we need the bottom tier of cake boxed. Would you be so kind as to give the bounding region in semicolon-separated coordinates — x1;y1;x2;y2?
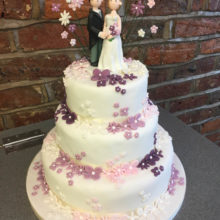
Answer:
26;151;186;220
34;125;179;216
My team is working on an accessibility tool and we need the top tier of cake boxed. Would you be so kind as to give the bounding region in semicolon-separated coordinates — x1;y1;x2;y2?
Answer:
63;58;149;120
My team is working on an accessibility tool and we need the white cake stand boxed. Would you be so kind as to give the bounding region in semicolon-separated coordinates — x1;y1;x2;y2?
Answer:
26;152;186;220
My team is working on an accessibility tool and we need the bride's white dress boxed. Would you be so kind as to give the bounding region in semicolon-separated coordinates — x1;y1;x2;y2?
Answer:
98;14;127;73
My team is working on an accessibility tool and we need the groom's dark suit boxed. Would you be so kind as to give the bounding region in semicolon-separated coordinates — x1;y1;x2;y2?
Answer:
87;8;104;66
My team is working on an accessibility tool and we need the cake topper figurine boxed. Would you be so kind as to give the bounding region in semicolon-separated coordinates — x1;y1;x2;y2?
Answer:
98;0;128;73
87;0;107;67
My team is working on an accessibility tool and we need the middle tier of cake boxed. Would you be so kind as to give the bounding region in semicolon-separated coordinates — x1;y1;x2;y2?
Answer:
55;100;159;167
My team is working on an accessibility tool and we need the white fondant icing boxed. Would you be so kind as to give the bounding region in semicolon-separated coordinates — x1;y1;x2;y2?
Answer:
64;59;149;120
41;125;173;214
55;104;159;167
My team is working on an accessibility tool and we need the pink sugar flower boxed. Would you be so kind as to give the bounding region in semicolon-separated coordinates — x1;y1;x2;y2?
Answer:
68;0;84;11
151;25;158;34
113;103;120;108
124;131;132;140
113;112;119;117
134;132;139;138
126;113;145;130
81;151;86;157
147;0;155;8
61;31;68;39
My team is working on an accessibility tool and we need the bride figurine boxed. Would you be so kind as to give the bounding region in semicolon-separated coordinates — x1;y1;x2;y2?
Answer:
98;0;127;73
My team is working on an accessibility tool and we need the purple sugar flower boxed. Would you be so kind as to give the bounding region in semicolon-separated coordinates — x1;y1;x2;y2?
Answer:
68;180;74;186
107;122;121;134
130;0;145;16
81;152;86;157
134;132;139;138
109;79;117;85
51;3;61;12
124;131;132;140
66;112;77;124
83;166;93;179
90;167;103;180
75;154;82;160
151;167;160;177
66;171;74;178
97;80;106;87
120;107;129;116
138;161;150;170
115;75;122;81
129;73;138;80
91;68;110;81
49;162;57;171
68;24;76;33
113;112;119;117
137;149;163;170
121;89;126;95
57;168;63;174
76;165;85;176
119;79;126;85
121;121;130;131
159;165;164;171
115;86;121;92
126;113;145;130
109;25;115;31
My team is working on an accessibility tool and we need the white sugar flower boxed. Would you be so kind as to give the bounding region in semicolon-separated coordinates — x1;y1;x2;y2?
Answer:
59;10;71;26
138;28;145;38
70;38;76;46
66;0;72;3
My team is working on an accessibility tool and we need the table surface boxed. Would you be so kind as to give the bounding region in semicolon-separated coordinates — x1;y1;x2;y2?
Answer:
0;107;220;220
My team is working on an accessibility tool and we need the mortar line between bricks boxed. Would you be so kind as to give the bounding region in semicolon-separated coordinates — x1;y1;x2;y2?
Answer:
188;115;220;127
122;11;220;21
204;128;220;137
0;100;60;115
173;101;220;116
154;87;220;103
146;53;220;69
0;77;61;91
1;11;220;30
0;42;219;64
148;70;220;89
0;47;87;60
124;34;220;47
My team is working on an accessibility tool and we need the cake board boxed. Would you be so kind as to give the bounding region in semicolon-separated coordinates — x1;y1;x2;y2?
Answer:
26;151;186;220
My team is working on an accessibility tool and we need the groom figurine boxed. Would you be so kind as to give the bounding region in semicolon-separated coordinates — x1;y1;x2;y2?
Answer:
87;0;106;66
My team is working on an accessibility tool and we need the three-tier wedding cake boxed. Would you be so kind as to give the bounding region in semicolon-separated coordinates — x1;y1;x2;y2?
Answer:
26;1;186;219
26;57;186;220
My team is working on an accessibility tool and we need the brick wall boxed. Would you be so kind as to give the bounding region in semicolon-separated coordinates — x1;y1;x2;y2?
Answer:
0;0;219;146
